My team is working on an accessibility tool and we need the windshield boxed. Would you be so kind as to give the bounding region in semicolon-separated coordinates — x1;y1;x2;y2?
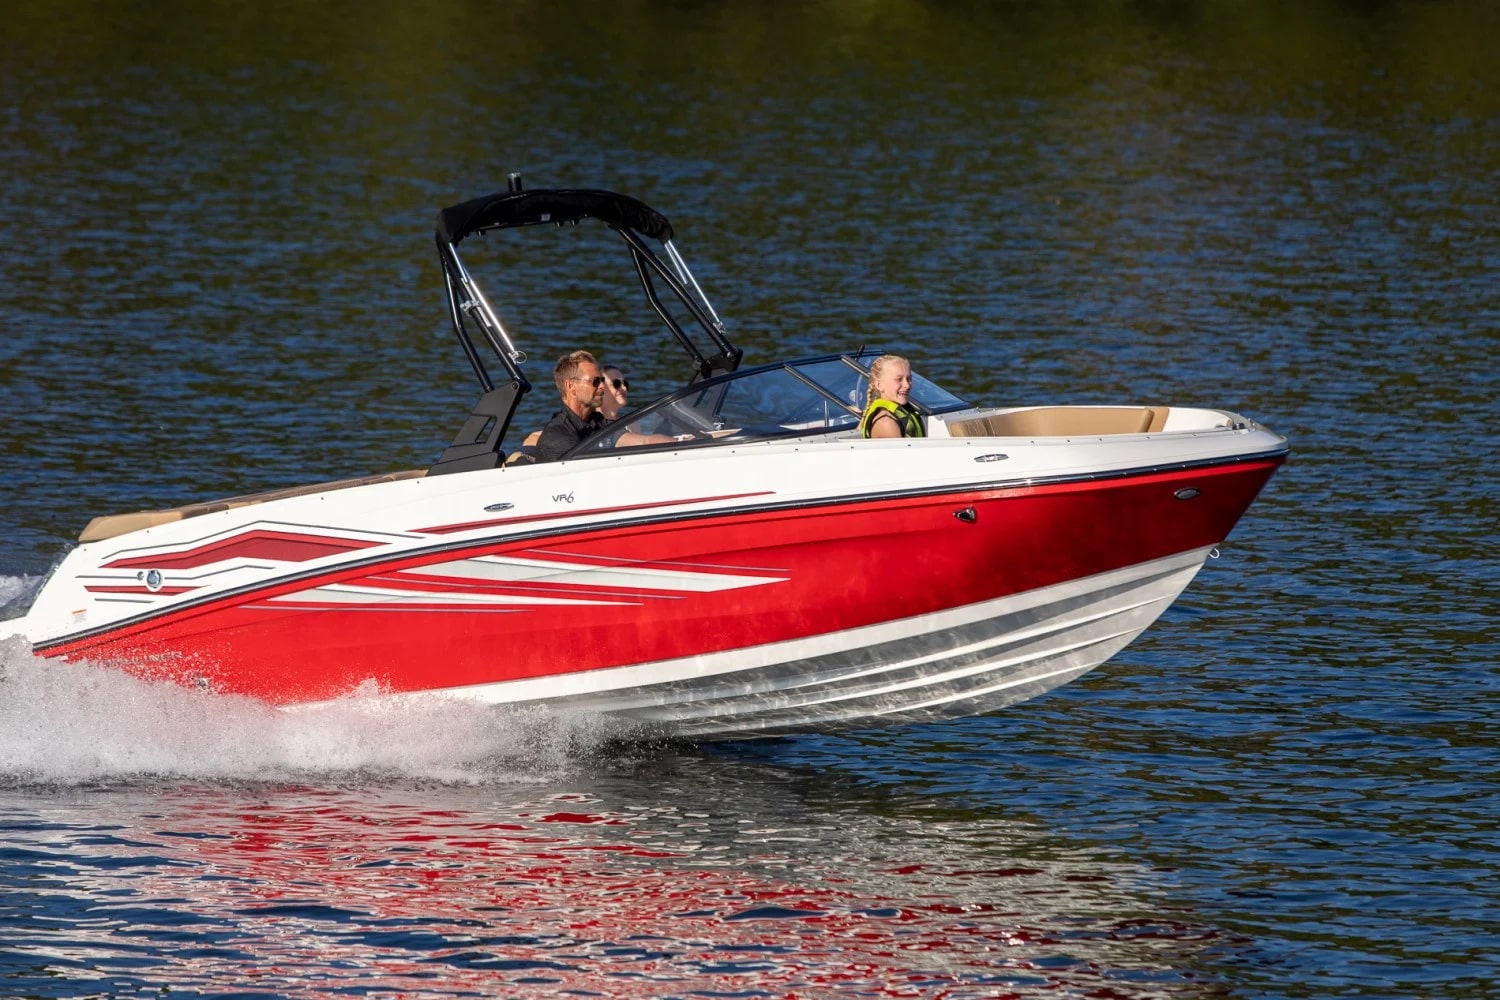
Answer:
566;352;970;457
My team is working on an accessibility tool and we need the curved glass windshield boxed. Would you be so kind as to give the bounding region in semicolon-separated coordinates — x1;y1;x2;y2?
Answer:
565;351;970;458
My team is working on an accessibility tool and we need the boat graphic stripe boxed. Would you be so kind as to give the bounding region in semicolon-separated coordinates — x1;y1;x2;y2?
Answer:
524;549;789;574
103;528;383;570
267;583;637;608
362;573;672;601
414;554;787;592
413;491;775;536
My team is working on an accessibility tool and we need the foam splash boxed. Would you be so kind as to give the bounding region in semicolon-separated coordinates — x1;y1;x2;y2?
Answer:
0;633;645;787
0;572;43;621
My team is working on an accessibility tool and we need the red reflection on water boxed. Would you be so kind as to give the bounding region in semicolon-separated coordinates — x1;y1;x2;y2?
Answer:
78;795;1227;998
539;810;627;824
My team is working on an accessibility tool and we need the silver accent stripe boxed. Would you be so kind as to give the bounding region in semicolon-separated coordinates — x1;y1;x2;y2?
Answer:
268;583;636;607
415;555;786;593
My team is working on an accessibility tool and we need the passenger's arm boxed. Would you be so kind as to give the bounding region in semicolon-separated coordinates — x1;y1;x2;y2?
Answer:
615;430;682;448
868;412;902;438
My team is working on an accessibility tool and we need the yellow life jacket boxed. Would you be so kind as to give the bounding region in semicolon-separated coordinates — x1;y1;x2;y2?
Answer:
860;398;925;439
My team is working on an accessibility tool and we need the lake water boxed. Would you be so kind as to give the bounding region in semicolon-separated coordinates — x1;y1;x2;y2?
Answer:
2;1;1497;997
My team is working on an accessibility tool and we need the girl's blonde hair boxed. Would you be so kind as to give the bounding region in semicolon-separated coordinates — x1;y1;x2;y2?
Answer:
866;354;911;407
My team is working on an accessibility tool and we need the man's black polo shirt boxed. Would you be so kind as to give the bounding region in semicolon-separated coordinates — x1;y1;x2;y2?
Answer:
536;407;607;462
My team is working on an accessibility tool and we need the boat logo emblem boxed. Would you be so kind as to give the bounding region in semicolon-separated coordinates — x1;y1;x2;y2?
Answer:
483;502;514;512
973;453;1009;463
1174;488;1201;500
552;492;575;504
143;569;164;592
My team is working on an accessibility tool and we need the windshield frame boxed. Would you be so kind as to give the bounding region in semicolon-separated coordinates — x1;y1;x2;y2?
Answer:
561;350;971;459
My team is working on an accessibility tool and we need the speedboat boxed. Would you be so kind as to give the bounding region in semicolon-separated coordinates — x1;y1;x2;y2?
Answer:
6;179;1287;737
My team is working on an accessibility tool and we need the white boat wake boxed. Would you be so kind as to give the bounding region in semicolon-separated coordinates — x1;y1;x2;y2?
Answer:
0;572;42;617
0;584;641;787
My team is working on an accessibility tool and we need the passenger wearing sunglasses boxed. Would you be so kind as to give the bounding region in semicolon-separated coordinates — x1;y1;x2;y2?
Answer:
599;365;631;422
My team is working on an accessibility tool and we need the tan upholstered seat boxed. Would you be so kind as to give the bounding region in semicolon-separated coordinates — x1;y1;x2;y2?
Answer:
945;406;1169;439
504;430;544;466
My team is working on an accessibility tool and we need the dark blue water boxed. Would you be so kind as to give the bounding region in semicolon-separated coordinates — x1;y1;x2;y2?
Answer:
3;2;1497;997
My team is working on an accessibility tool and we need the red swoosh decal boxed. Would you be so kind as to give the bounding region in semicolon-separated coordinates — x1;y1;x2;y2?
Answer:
103;529;383;570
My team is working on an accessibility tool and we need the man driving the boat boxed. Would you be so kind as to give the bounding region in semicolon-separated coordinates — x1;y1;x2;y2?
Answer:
860;354;926;439
536;350;676;461
536;351;609;462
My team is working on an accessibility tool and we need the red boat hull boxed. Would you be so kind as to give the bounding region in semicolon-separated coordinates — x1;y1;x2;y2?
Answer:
42;457;1283;706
